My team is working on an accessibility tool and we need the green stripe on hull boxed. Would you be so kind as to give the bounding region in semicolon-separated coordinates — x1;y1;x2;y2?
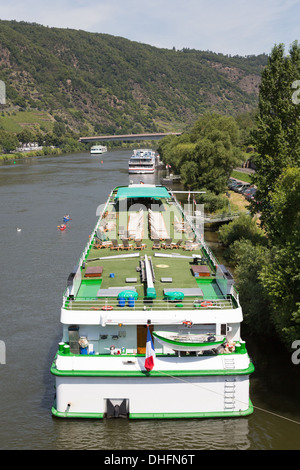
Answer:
51;362;254;377
51;400;254;419
51;405;104;419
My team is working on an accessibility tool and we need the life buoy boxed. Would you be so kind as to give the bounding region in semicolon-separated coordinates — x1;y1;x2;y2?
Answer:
182;321;192;326
102;305;113;311
201;301;213;307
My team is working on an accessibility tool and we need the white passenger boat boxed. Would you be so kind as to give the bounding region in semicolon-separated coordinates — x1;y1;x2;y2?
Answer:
128;149;156;174
90;145;107;154
51;183;254;419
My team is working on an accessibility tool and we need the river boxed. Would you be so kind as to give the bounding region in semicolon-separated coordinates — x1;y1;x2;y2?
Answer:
0;149;299;450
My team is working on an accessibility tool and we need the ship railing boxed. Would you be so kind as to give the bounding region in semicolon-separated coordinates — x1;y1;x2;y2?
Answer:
81;190;116;263
231;286;240;306
65;190;114;299
170;192;218;270
63;296;233;311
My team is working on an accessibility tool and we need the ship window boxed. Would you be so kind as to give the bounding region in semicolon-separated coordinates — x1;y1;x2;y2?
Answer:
221;324;227;335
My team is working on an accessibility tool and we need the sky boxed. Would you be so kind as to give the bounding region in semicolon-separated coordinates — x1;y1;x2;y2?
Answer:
0;0;299;56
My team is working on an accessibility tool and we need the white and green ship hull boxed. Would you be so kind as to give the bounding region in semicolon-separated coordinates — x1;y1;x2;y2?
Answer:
51;183;254;419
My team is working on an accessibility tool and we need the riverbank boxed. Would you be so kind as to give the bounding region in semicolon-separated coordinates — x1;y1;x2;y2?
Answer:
0;146;62;162
0;141;153;163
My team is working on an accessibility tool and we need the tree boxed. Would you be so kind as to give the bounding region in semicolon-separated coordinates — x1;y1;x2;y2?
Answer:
231;240;273;335
17;129;36;144
0;130;19;152
158;114;243;194
263;167;300;248
218;213;266;259
258;168;300;348
53;121;66;137
251;42;300;225
260;245;300;349
245;42;300;351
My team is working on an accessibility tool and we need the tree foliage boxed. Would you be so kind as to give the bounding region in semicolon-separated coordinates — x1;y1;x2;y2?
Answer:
258;168;300;348
0;19;267;135
158;114;243;193
218;213;266;259
231;240;273;335
264;167;300;248
0;129;19;152
229;42;300;351
251;42;300;225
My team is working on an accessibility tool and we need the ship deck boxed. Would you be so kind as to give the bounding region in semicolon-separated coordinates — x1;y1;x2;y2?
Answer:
64;186;237;312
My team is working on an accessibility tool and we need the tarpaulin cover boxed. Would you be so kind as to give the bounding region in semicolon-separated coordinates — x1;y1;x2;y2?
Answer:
115;186;171;199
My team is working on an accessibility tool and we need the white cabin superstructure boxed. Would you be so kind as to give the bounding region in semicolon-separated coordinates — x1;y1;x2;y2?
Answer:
128;149;156;174
90;145;107;154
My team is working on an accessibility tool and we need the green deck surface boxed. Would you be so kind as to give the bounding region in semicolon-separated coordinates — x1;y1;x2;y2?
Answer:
64;194;233;311
77;279;103;298
196;279;223;299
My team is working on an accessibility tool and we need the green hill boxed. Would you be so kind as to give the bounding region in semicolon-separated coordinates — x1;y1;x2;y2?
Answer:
0;19;267;136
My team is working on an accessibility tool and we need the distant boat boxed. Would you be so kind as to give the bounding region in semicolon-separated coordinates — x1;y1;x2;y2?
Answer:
128;149;156;174
58;224;67;231
63;215;71;222
16;227;21;232
90;145;107;155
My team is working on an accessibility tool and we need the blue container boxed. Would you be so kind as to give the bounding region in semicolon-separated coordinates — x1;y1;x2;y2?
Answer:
80;347;88;355
118;297;125;307
109;273;115;278
128;296;135;308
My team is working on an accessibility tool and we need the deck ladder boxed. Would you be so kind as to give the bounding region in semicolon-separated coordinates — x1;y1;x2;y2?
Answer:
223;377;236;411
223;356;236;411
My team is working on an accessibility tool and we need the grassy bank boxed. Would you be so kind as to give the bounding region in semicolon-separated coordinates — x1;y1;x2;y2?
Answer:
231;170;253;183
0;147;62;162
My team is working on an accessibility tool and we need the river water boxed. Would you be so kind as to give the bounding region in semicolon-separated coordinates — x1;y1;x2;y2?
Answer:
0;149;299;451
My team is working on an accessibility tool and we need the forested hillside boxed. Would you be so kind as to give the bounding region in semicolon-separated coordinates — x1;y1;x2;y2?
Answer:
0;20;267;136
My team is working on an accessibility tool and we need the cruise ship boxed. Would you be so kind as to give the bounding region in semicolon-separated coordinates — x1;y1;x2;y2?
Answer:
50;183;254;419
128;149;156;174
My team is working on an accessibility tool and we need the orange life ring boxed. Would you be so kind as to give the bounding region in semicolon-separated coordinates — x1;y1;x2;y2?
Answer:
201;301;213;307
102;306;113;311
182;321;192;326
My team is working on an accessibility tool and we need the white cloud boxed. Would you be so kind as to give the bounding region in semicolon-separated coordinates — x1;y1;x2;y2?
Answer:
0;0;299;55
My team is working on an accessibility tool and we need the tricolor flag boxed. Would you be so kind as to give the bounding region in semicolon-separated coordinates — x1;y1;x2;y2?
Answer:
145;327;155;371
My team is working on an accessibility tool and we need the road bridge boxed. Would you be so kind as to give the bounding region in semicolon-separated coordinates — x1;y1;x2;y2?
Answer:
79;132;181;143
